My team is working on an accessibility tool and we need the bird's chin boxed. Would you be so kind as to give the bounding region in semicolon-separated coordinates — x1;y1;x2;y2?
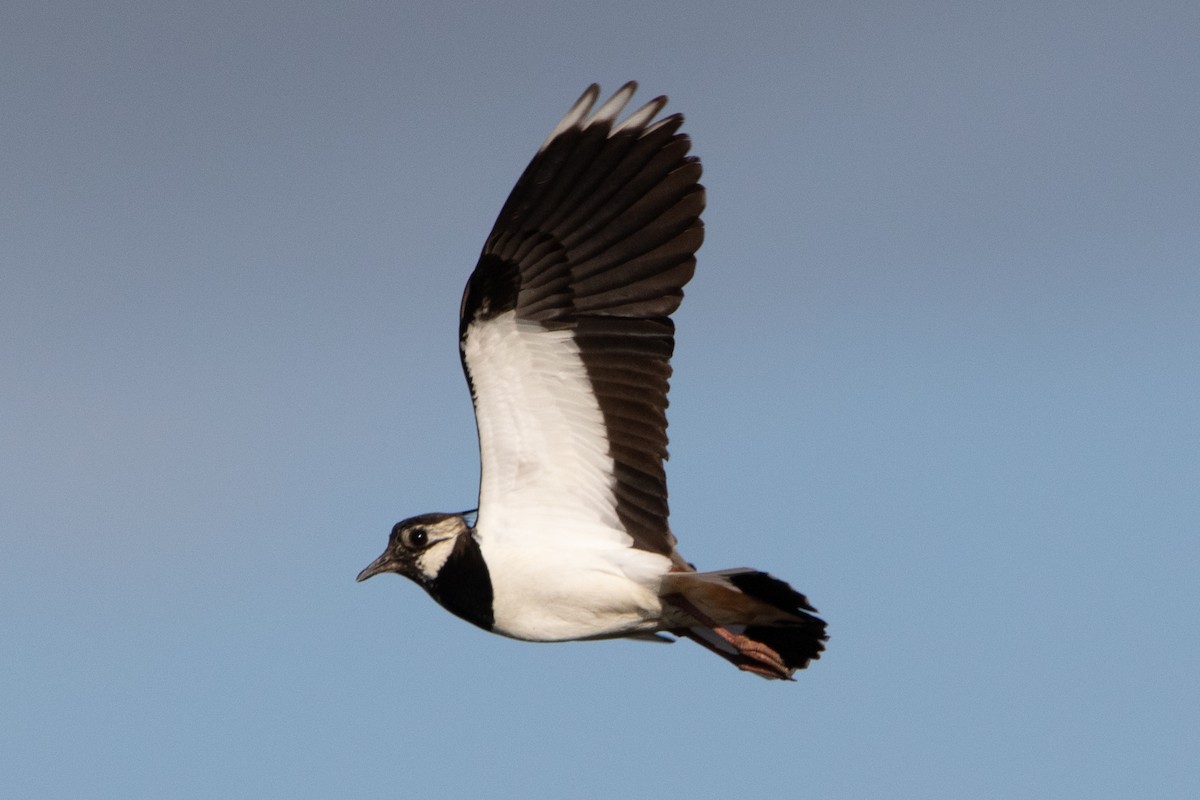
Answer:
356;554;399;583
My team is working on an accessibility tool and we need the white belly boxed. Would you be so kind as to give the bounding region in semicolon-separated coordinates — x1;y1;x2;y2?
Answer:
480;536;672;642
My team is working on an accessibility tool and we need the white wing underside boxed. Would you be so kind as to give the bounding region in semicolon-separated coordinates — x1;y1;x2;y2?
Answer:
461;310;670;640
465;310;617;540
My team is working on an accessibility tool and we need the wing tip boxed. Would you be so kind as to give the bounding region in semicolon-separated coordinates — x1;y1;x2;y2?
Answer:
538;81;673;154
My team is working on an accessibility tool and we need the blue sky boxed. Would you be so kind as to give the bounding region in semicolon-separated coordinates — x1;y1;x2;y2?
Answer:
3;1;1198;797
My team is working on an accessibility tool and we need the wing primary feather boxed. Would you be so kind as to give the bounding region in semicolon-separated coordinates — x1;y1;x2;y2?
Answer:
585;81;639;130
537;84;600;154
612;95;669;135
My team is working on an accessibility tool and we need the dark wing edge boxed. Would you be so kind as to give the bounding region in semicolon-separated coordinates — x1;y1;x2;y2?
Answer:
460;82;705;560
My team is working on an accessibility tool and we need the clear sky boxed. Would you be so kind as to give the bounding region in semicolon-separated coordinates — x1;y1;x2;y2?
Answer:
3;2;1198;797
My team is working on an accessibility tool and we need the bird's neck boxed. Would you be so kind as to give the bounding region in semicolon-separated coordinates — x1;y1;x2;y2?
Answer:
428;532;494;631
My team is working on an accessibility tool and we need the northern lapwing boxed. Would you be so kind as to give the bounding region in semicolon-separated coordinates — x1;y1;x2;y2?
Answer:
357;83;827;679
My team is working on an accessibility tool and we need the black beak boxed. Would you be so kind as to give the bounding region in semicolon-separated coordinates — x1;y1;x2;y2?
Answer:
356;551;397;583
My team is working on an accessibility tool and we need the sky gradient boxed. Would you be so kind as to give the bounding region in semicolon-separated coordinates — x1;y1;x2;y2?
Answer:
3;2;1198;797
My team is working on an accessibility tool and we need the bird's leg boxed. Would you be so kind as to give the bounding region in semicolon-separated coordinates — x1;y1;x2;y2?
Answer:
662;593;794;680
674;628;793;680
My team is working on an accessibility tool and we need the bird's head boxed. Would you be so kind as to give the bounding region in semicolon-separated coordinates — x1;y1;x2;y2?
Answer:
356;512;474;587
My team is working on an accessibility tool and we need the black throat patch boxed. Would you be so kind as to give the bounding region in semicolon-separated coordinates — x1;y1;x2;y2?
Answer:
427;531;495;631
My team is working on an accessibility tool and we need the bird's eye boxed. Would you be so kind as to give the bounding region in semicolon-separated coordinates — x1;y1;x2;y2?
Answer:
404;527;429;549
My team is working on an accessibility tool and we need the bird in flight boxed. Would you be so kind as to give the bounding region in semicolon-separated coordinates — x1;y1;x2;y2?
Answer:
357;82;827;679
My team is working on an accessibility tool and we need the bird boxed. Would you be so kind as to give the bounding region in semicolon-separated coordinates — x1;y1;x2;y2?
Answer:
357;82;827;679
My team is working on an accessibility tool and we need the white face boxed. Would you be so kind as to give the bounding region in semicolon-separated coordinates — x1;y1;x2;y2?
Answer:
413;534;458;581
408;515;469;582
